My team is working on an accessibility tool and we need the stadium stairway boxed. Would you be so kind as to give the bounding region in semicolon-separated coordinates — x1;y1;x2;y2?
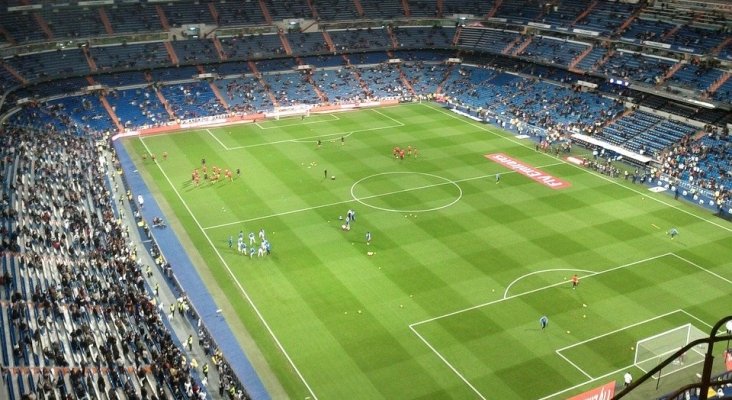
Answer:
486;0;502;19
661;23;683;41
208;2;220;24
306;71;328;102
98;8;114;35
352;0;365;17
212;36;228;60
278;30;293;55
711;37;732;56
322;31;337;52
387;26;399;49
614;4;644;36
99;95;125;132
657;61;685;86
451;26;462;46
212;80;231;108
305;0;319;19
2;64;28;85
32;12;53;39
81;47;98;72
258;0;273;24
511;36;533;56
401;0;410;17
705;71;731;96
572;0;599;26
342;55;371;96
248;61;279;105
398;65;416;95
0;27;16;45
502;36;522;55
568;45;594;72
154;89;177;121
155;5;170;31
592;47;615;71
163;42;180;65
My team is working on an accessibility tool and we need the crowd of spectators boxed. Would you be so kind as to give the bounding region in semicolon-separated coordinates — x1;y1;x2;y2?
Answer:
658;126;732;211
441;65;622;138
217;77;273;113
0;128;216;399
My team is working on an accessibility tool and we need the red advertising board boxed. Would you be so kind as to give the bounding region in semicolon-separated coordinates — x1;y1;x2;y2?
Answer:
567;381;616;400
486;153;571;189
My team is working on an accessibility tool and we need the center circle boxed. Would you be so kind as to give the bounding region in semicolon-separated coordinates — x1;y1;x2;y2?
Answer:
350;172;463;213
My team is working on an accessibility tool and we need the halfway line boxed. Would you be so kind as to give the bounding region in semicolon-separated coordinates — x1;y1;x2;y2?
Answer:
202;161;565;230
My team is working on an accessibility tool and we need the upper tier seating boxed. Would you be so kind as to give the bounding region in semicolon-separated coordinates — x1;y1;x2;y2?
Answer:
517;36;590;66
106;3;163;34
90;43;171;71
598;51;676;84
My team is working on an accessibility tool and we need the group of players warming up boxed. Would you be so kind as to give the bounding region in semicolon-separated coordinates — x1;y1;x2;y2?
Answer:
392;145;418;160
191;158;240;187
228;228;272;258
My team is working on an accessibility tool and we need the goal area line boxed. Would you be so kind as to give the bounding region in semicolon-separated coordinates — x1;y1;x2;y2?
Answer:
556;309;711;380
409;253;727;400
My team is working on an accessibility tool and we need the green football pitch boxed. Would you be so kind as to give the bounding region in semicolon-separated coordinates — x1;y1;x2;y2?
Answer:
124;103;732;400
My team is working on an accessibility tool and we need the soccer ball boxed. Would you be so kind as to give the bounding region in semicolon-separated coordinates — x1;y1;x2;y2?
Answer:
331;175;336;180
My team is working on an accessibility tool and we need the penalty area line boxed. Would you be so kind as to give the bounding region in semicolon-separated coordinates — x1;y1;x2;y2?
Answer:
503;268;595;299
410;252;673;327
206;128;231;151
555;350;594;380
408;325;487;400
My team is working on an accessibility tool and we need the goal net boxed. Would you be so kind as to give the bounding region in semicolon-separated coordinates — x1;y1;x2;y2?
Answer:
266;105;312;120
634;324;708;376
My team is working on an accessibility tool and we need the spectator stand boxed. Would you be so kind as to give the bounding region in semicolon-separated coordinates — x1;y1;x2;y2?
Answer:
309;67;368;104
598;49;678;85
112;140;271;400
657;126;732;218
0;128;207;399
261;71;320;107
328;28;391;53
514;35;591;67
215;75;274;114
392;26;454;50
104;86;171;130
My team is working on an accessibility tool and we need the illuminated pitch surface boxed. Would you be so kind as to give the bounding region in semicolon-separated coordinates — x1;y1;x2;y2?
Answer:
124;103;732;400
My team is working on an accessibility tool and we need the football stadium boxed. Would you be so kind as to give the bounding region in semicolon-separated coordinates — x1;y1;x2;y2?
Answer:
0;1;731;399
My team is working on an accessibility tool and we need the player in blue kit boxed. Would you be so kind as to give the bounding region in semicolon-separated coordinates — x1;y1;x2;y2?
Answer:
238;237;246;255
539;316;549;331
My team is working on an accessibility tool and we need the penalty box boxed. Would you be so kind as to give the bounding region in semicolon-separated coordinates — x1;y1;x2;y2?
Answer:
409;253;731;400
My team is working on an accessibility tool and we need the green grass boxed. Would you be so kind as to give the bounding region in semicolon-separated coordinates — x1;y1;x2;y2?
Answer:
124;103;732;400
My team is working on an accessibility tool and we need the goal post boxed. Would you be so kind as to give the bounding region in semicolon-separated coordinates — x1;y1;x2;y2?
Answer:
634;323;708;376
266;104;312;121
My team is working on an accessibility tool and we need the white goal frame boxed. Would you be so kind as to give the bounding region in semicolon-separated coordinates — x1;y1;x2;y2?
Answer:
633;323;708;377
